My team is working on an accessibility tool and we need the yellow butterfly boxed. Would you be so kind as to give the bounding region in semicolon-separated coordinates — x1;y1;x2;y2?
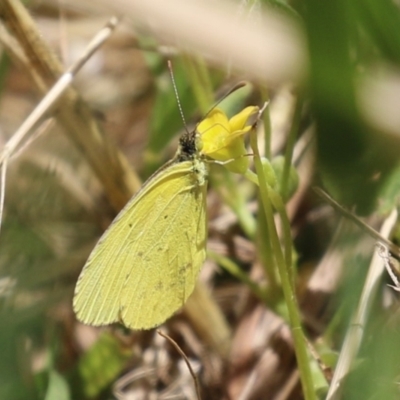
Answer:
73;106;259;330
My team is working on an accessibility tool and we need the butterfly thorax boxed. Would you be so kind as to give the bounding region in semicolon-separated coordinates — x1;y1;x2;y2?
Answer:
176;130;207;187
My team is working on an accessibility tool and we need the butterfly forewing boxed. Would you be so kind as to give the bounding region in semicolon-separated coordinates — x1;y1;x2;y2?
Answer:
73;159;207;329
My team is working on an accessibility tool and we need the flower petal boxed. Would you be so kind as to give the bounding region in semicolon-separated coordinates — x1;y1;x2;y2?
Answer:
197;105;259;174
228;106;259;132
198;109;230;154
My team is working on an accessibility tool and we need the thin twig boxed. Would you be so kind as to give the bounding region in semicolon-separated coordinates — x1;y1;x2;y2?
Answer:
157;330;202;400
313;187;400;258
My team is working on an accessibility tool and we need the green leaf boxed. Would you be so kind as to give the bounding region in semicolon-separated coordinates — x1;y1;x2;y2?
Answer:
76;333;131;398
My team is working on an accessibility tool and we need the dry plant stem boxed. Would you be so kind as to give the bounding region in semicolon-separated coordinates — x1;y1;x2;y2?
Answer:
0;0;141;211
0;24;31;74
250;130;316;400
183;282;231;358
326;209;398;400
157;330;202;400
313;187;400;258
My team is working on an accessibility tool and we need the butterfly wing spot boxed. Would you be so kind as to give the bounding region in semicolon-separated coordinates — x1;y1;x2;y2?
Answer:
178;263;191;276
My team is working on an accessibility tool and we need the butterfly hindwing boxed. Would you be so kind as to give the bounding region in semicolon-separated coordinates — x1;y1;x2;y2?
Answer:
121;169;207;329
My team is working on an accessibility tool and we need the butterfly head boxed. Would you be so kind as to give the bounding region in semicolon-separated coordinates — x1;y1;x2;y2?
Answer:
177;130;202;162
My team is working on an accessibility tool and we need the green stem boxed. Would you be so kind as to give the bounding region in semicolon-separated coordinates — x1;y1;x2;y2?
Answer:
208;250;268;303
260;87;272;159
245;168;293;284
249;131;316;400
245;169;279;289
281;94;302;200
257;203;280;290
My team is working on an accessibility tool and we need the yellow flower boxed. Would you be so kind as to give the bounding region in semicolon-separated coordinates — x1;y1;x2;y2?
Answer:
198;106;260;174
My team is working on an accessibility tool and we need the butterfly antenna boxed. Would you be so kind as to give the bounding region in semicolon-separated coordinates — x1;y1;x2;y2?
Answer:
168;60;246;130
202;81;247;120
168;60;189;134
